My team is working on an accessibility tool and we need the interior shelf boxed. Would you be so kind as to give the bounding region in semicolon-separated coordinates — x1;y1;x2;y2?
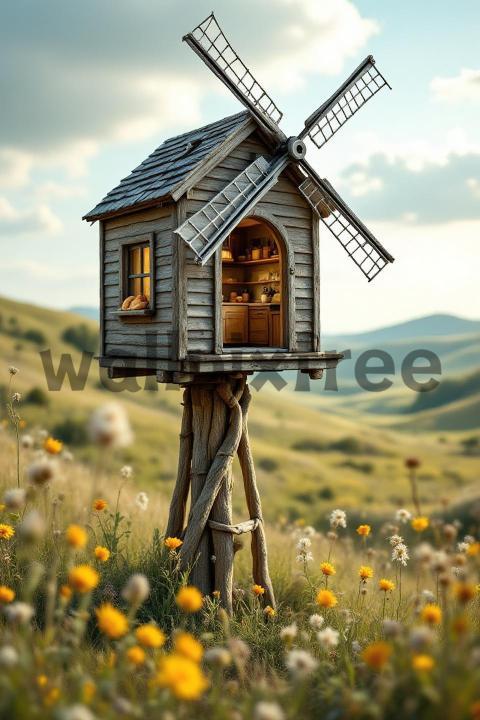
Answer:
222;257;279;266
222;279;280;286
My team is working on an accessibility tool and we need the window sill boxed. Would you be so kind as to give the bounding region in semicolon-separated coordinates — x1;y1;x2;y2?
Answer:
111;309;155;318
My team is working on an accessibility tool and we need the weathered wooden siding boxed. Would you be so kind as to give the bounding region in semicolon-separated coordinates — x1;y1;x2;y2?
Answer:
102;206;174;361
185;132;316;353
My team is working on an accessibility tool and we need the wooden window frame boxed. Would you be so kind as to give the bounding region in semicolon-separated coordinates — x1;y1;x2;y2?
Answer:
115;233;156;317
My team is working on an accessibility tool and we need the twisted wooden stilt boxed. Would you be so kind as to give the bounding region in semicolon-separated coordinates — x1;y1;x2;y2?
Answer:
165;387;192;539
237;385;275;608
166;375;274;613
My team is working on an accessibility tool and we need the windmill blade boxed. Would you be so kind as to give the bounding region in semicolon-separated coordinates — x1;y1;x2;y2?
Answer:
176;155;289;265
298;162;394;281
299;56;391;149
184;13;284;139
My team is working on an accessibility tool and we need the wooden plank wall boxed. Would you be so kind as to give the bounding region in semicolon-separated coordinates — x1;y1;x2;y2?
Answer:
186;132;315;353
103;207;174;360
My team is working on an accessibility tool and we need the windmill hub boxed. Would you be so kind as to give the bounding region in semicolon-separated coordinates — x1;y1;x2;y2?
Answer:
286;136;307;161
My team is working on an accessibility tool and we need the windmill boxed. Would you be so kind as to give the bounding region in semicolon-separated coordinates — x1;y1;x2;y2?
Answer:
177;12;394;281
85;11;396;613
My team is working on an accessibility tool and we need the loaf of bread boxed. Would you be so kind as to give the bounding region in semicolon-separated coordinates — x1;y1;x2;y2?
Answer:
130;300;148;310
121;295;135;310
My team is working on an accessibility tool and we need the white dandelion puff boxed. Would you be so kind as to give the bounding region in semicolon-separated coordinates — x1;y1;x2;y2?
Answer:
134;492;149;511
4;488;26;510
317;626;339;649
253;701;285;720
285;649;318;678
395;508;412;524
280;623;298;643
392;542;409;566
88;403;133;448
308;613;325;631
329;509;347;529
122;574;150;605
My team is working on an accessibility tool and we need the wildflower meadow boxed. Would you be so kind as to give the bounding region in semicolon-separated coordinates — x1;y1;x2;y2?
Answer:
1;366;480;720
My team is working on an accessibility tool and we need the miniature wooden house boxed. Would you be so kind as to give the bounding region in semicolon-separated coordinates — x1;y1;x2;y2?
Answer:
84;14;394;383
84;111;343;379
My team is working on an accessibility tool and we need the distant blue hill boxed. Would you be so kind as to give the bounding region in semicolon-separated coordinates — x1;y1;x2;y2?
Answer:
325;313;480;347
69;306;99;322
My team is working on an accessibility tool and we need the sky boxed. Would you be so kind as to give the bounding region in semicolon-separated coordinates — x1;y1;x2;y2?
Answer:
0;0;479;333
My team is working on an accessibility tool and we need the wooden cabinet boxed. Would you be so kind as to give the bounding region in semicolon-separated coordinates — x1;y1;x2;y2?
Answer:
269;309;281;347
249;307;269;346
223;305;248;345
223;304;282;347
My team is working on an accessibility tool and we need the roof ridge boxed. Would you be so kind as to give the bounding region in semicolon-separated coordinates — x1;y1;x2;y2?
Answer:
83;110;254;221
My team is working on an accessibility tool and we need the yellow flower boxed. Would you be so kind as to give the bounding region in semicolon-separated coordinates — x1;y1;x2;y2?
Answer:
467;542;480;557
44;437;63;455
0;524;15;540
126;645;146;666
359;565;374;580
411;516;429;532
379;578;395;592
154;654;209;701
361;641;392;670
454;582;476;604
59;584;72;601
176;586;203;613
0;585;15;603
96;603;129;639
252;584;265;596
66;524;87;549
44;687;60;706
164;537;183;551
264;605;276;618
421;603;442;626
82;680;96;703
93;498;108;512
412;654;435;672
174;631;203;663
68;564;100;594
212;590;221;600
320;562;336;577
135;624;166;649
37;674;48;688
356;524;371;537
316;589;338;608
19;420;27;430
94;546;110;563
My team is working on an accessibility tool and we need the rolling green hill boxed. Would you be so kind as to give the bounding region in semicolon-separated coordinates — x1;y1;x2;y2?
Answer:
1;295;479;525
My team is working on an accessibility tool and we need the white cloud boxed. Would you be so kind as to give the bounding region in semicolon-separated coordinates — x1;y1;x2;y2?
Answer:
466;177;480;199
0;197;62;235
0;0;378;184
431;68;480;103
334;127;480;174
258;0;380;90
34;181;87;200
321;219;480;333
0;149;33;189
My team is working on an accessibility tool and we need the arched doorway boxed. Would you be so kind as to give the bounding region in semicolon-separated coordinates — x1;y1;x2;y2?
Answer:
221;216;285;349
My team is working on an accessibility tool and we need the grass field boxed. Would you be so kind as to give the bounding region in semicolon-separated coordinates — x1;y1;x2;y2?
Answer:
1;295;480;529
0;389;480;719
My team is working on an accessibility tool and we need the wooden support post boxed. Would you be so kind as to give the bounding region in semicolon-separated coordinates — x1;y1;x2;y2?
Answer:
167;374;274;613
165;387;193;539
237;385;275;608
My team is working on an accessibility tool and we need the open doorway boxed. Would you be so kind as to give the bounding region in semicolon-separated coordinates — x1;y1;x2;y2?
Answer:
221;217;285;349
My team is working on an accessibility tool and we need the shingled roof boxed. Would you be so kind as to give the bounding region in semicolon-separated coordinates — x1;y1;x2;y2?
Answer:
83;111;252;221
